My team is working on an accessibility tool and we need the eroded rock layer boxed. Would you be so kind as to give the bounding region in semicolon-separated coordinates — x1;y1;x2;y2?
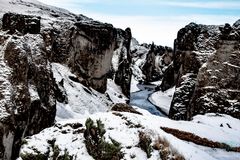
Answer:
168;20;240;120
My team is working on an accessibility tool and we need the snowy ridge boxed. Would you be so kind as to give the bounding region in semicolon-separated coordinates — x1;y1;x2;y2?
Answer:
19;111;240;160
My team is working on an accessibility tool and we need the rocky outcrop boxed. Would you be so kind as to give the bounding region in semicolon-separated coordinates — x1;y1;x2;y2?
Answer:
0;32;57;159
2;13;40;34
43;20;117;93
131;41;173;84
44;18;132;95
189;22;240;119
112;28;132;97
143;44;173;83
142;44;156;83
68;22;117;93
168;21;240;120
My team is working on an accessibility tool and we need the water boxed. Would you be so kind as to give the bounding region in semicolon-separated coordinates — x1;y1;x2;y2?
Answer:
130;83;166;116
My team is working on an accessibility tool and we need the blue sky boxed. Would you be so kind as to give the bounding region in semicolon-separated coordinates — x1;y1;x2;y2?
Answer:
38;0;240;47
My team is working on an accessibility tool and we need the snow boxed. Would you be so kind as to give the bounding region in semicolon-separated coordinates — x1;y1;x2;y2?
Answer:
149;86;175;115
51;63;127;121
28;84;40;101
1;1;239;160
106;79;128;104
130;83;165;116
20;111;240;160
130;76;141;93
223;61;240;69
0;33;13;119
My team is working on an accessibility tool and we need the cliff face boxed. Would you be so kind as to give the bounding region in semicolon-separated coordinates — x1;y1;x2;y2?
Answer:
43;20;117;93
68;22;117;93
130;41;173;84
45;20;132;95
0;7;132;159
189;22;240;119
168;21;240;120
113;28;132;97
0;18;57;159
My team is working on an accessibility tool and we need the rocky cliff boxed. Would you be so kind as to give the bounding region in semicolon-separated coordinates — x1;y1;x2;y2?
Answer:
0;14;58;159
112;28;132;97
168;21;240;120
130;41;173;84
0;1;132;159
189;21;240;119
46;20;118;93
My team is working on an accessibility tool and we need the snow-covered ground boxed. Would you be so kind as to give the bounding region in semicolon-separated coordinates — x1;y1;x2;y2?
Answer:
19;111;240;160
51;63;127;121
149;87;175;115
1;1;239;160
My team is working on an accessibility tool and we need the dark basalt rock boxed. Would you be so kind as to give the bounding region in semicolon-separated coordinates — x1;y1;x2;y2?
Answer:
142;44;156;83
0;34;58;160
160;63;175;91
189;40;240;119
67;22;117;93
142;43;173;83
169;74;197;120
45;19;124;93
2;13;40;34
43;18;132;96
114;28;132;98
168;20;240;120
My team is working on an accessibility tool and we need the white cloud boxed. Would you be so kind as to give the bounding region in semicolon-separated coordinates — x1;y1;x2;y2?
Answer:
37;0;239;47
162;1;240;9
38;0;240;9
82;13;238;47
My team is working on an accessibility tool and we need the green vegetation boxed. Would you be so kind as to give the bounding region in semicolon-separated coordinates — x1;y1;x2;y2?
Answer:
20;152;48;160
84;118;123;160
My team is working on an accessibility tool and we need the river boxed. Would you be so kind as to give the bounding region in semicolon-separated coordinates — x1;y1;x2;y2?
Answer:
129;83;166;117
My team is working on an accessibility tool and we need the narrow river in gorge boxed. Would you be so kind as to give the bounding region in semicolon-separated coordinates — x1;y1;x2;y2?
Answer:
130;83;166;117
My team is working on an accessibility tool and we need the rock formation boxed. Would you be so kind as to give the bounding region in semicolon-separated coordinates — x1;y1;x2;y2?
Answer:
0;9;133;159
168;21;240;120
43;18;132;95
143;44;173;83
189;21;240;119
43;20;117;93
131;41;173;84
2;13;41;34
0;17;58;158
112;28;132;97
142;44;156;83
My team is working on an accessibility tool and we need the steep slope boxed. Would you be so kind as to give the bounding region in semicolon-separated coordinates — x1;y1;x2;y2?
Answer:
165;21;240;120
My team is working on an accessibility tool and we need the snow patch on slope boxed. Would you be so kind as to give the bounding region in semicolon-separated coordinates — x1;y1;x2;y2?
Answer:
20;111;240;160
149;86;175;115
51;63;127;121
